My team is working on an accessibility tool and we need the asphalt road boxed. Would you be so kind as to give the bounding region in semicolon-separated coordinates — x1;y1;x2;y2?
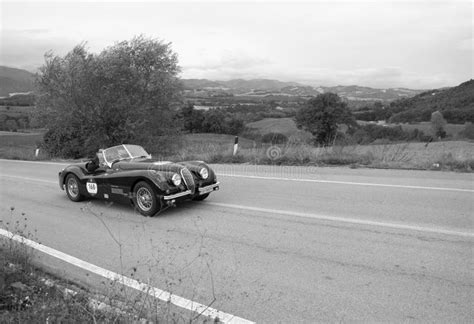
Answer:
0;159;473;322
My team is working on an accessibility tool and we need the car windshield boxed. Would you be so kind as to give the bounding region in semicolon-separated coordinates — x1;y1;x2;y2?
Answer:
102;145;149;166
125;145;150;158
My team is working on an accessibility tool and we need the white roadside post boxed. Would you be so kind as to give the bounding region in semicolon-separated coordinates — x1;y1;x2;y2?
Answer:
35;148;40;158
233;136;239;155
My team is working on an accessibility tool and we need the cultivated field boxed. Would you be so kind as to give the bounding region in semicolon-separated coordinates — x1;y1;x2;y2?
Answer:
182;133;255;148
0;131;47;160
246;117;313;141
0;105;33;118
0;131;43;146
248;118;469;139
397;122;466;137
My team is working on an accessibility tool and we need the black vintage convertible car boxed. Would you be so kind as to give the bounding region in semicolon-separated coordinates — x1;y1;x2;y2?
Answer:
58;144;219;216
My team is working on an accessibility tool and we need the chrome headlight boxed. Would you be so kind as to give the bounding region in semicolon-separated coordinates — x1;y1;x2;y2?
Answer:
199;167;209;179
171;173;182;186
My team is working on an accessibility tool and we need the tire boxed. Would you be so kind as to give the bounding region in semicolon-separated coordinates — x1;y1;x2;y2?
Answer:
193;193;210;201
65;174;84;202
133;181;161;216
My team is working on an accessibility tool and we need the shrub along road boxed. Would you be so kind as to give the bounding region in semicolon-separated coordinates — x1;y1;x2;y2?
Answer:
0;160;472;322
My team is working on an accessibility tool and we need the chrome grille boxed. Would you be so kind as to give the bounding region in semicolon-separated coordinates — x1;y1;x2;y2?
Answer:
180;168;195;194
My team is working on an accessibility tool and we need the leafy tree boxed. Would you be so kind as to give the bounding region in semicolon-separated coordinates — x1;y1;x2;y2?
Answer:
431;110;447;139
202;109;227;134
0;115;7;130
34;36;182;158
224;116;244;135
295;93;355;145
353;101;392;122
198;109;244;135
459;122;474;139
178;103;205;133
5;119;18;132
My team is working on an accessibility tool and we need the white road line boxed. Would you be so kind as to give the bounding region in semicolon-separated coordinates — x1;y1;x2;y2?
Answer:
206;202;474;239
1;159;472;192
217;173;474;193
0;228;254;324
0;159;69;166
0;174;57;184
2;174;473;238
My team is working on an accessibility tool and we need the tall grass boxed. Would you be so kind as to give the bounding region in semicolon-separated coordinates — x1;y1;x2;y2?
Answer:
155;140;474;171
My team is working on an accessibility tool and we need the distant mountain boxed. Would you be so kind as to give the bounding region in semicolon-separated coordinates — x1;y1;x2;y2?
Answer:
220;79;300;92
181;79;224;90
389;79;474;123
182;78;300;94
0;66;35;97
0;66;425;102
181;78;423;101
321;85;423;101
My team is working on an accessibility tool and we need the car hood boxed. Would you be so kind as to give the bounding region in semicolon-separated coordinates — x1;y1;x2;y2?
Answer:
114;159;185;173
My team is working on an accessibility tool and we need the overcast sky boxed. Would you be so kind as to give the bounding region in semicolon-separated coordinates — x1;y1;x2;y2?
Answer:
1;0;472;89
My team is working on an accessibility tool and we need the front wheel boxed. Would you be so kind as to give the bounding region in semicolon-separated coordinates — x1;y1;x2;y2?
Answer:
192;193;210;201
65;174;84;202
133;181;161;216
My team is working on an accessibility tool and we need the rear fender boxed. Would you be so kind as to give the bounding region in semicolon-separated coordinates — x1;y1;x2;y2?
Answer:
59;166;89;195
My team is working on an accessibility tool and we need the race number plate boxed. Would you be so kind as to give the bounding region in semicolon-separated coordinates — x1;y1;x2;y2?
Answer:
86;181;98;195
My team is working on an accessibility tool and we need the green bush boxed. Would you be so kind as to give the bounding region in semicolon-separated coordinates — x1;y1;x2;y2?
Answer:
458;123;474;139
349;124;429;144
261;132;288;144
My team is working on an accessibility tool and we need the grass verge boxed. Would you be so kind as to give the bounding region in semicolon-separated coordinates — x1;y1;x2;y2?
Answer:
0;252;137;323
0;213;134;322
0;210;220;323
0;130;473;171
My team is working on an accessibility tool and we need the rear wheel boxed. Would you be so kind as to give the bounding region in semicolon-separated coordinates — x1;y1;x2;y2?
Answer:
65;174;84;202
193;193;210;201
133;181;161;216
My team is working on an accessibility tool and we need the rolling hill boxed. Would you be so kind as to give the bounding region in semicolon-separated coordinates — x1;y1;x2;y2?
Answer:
388;79;474;123
0;66;35;97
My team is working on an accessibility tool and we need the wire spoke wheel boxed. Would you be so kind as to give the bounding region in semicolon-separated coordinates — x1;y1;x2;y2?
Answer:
136;187;153;211
67;178;79;197
65;174;83;202
133;181;160;216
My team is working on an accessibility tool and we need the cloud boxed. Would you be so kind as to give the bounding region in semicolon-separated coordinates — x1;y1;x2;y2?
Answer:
457;37;473;51
0;29;77;71
181;51;272;79
1;1;470;88
292;67;459;89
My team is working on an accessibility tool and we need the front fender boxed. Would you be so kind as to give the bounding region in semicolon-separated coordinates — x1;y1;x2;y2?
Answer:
115;169;174;193
179;161;217;184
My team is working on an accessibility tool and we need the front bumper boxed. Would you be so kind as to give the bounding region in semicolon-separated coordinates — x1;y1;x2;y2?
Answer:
198;182;220;195
162;182;219;201
163;190;192;201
